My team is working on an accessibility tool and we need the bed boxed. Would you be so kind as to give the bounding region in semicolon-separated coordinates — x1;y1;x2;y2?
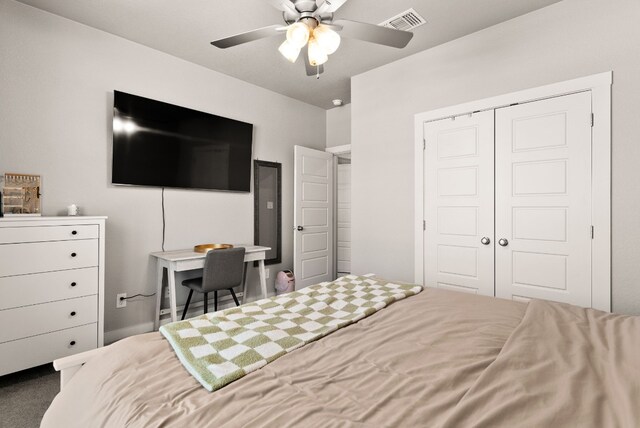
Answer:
42;282;640;427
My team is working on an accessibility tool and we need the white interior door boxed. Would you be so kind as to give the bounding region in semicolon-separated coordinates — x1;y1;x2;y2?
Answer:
336;163;351;275
424;110;495;296
294;146;334;289
495;92;592;307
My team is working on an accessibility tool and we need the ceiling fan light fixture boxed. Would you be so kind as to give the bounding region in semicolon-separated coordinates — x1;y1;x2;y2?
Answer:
278;40;301;63
286;22;311;49
313;24;341;55
307;36;329;66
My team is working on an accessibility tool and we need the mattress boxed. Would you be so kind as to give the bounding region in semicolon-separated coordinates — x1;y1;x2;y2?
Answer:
41;287;640;427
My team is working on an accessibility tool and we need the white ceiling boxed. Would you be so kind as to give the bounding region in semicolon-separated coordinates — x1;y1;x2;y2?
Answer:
17;0;562;109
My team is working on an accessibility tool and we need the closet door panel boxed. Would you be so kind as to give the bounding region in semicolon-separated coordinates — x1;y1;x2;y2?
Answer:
495;92;592;307
424;111;495;296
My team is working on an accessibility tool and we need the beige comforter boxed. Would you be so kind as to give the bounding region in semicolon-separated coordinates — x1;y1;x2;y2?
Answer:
41;288;640;427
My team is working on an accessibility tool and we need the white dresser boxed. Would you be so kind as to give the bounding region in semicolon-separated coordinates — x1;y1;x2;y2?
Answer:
0;216;106;376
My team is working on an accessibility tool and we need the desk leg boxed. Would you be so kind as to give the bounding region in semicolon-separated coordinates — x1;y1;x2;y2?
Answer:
258;259;268;300
241;263;249;304
154;263;164;331
168;262;178;322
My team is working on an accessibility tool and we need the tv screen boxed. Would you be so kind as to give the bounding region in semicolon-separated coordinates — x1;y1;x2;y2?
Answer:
112;91;253;192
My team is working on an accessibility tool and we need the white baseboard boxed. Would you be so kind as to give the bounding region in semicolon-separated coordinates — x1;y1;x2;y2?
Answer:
104;322;155;345
104;297;242;345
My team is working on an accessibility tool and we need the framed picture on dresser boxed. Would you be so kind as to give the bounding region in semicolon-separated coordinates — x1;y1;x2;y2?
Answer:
1;173;42;216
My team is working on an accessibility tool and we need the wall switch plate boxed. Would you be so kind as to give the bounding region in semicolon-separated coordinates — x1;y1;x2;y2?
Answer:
267;201;274;210
116;293;127;308
265;269;270;279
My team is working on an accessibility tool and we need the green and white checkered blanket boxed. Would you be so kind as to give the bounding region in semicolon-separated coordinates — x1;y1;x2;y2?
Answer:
160;275;422;391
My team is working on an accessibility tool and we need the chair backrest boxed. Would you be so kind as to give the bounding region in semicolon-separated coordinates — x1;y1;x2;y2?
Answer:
201;247;246;292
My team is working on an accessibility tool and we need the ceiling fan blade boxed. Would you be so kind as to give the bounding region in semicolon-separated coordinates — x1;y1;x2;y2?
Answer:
320;23;343;31
303;45;325;77
266;0;298;15
333;19;413;48
315;0;349;15
211;25;282;49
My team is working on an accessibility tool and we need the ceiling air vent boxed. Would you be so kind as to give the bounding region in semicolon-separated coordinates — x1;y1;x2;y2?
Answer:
379;8;427;32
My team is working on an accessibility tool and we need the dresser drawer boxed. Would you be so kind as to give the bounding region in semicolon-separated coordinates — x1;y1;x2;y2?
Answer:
0;267;98;310
0;295;97;343
0;224;99;244
0;239;98;277
0;323;97;376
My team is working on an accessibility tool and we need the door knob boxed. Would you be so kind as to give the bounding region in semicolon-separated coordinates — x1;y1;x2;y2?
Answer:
481;237;491;245
498;238;509;247
296;226;304;231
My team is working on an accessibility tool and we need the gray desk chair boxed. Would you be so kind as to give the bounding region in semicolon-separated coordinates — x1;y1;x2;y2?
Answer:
181;247;245;320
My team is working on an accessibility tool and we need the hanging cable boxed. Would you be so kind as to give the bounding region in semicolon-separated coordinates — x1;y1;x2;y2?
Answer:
161;187;166;252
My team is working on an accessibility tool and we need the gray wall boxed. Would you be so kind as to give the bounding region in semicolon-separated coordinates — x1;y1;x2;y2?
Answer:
0;0;326;338
351;0;640;314
326;104;351;148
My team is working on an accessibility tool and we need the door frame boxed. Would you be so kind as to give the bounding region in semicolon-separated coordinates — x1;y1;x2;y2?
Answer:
414;71;612;312
326;144;352;156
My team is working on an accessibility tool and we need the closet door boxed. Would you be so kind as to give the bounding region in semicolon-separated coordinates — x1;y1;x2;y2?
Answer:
424;111;495;296
495;92;592;307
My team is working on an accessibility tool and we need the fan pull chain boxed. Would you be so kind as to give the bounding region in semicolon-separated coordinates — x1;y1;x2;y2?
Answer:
316;66;320;79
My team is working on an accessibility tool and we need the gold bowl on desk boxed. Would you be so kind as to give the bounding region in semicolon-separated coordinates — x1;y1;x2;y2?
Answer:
193;243;234;253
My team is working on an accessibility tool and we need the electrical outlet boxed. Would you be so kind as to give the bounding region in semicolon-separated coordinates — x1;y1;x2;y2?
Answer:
265;268;270;279
165;287;170;298
116;293;127;308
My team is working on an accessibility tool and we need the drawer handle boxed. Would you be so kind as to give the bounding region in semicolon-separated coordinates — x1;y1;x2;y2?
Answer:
70;311;77;317
71;230;78;235
69;340;76;346
71;253;77;258
71;282;77;287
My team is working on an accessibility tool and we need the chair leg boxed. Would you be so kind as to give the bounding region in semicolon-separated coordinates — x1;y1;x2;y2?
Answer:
229;288;240;306
214;290;218;312
182;289;193;320
203;293;208;314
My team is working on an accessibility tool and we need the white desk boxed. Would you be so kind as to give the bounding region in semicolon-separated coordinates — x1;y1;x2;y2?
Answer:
151;245;270;329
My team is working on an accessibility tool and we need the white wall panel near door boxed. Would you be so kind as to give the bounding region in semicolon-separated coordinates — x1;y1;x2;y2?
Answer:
495;92;592;307
424;110;495;296
337;163;351;275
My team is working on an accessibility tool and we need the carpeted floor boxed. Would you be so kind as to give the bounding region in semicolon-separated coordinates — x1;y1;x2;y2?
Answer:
0;364;59;428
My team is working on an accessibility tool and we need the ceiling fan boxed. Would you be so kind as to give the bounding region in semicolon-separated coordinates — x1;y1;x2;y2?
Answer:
211;0;414;77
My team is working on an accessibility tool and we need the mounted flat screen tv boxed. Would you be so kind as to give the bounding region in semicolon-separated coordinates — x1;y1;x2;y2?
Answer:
112;91;253;192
